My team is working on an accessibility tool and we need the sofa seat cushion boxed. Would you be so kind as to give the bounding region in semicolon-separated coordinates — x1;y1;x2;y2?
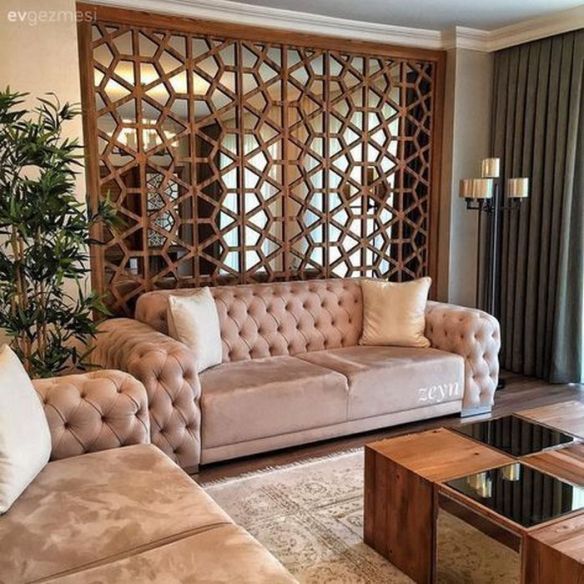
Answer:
297;346;464;420
0;445;232;583
200;356;349;448
45;524;296;584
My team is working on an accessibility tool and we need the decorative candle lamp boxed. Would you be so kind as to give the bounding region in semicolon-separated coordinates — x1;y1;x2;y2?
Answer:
459;158;529;209
459;179;473;199
460;178;494;210
481;158;501;178
507;177;529;198
474;178;493;199
460;158;530;393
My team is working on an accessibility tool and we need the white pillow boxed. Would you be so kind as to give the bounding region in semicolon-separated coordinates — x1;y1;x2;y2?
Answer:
0;345;52;514
360;277;432;348
167;288;223;373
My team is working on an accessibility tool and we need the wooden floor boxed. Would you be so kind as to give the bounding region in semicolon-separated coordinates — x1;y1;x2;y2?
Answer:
194;372;584;483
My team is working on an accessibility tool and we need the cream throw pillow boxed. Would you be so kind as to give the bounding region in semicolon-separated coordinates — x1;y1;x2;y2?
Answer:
167;288;223;373
0;345;52;514
360;277;432;348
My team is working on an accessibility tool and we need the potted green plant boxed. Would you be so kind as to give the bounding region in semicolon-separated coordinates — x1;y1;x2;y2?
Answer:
0;88;117;377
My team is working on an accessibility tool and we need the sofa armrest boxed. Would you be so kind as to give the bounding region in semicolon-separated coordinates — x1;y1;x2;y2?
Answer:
89;318;202;471
425;301;501;414
33;370;150;461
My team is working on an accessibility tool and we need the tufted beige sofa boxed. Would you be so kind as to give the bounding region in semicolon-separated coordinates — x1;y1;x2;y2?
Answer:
0;370;295;584
90;278;501;472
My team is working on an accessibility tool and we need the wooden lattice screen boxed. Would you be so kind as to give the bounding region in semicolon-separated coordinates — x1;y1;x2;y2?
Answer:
79;6;445;315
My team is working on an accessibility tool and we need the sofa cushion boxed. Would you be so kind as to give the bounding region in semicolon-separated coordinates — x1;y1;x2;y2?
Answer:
0;345;52;514
167;288;222;373
0;445;232;583
45;524;296;583
297;346;464;420
200;356;349;448
360;277;431;348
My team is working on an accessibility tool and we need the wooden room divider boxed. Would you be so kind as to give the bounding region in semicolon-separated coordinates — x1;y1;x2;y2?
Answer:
78;5;445;315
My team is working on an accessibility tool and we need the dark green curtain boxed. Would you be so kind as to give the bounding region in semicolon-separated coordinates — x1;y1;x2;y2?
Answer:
492;30;583;383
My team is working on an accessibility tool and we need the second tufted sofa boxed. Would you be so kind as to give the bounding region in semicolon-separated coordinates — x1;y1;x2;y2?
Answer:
90;278;501;471
0;370;295;583
32;370;151;459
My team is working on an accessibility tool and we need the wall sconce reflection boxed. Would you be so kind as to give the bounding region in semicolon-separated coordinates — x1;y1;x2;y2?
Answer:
466;472;493;498
112;119;179;154
501;463;521;482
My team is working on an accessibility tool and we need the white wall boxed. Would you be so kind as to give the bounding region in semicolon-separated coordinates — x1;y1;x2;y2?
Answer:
438;48;493;307
0;0;85;197
0;0;88;342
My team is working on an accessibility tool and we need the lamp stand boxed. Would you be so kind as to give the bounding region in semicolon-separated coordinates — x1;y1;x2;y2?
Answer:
466;189;524;391
460;161;529;392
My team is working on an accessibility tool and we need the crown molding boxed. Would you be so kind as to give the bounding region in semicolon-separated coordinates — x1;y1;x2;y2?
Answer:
442;27;489;51
487;5;584;51
87;0;444;49
86;0;584;53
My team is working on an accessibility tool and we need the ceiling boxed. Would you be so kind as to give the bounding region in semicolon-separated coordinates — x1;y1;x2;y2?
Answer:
223;0;584;30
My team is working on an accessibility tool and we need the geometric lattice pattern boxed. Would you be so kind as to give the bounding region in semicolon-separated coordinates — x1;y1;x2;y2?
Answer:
89;21;437;315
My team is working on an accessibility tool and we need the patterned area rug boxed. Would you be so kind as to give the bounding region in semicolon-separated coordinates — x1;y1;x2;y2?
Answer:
202;450;519;583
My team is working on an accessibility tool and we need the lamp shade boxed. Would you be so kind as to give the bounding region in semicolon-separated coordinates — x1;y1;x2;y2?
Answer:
481;158;500;178
501;463;521;482
459;178;494;199
467;472;493;498
507;177;529;198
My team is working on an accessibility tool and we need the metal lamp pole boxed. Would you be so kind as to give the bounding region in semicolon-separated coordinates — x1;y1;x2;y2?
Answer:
460;159;529;389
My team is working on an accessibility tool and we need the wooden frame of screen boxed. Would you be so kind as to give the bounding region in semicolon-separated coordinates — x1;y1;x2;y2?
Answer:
77;2;445;311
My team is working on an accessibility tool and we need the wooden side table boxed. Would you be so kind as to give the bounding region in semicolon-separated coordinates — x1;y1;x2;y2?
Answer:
364;428;512;582
364;415;584;584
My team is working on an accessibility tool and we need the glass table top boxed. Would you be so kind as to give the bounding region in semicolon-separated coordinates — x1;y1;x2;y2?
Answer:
453;414;576;456
446;463;584;528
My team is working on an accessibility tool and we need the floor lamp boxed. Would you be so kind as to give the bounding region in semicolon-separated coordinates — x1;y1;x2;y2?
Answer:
459;158;529;389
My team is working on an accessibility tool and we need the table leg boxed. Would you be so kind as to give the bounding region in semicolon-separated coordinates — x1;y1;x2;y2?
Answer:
364;446;436;583
522;531;584;583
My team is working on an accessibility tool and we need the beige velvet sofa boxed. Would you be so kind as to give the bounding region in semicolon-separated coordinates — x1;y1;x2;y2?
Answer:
90;278;501;472
0;370;295;584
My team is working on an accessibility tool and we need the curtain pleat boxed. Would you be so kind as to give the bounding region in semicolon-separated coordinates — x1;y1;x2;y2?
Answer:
550;32;584;382
532;39;552;375
492;30;583;383
523;40;543;375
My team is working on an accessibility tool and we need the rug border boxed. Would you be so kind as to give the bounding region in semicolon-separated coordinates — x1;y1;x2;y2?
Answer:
199;448;364;488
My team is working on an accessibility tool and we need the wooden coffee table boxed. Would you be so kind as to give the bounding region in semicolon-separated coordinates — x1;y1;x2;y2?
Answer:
364;401;584;583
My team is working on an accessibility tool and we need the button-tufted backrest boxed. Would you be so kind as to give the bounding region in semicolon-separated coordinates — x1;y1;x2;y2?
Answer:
33;370;150;461
135;279;364;363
